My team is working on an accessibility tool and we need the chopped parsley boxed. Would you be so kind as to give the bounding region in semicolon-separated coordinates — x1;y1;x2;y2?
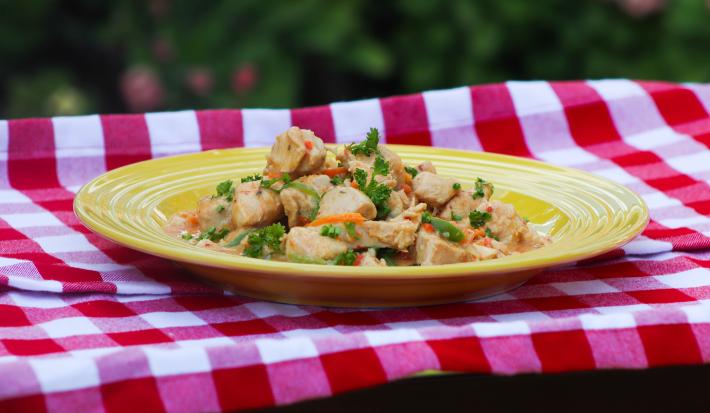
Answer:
353;167;392;220
473;177;493;200
453;182;461;190
181;232;193;240
376;248;397;266
198;227;230;243
215;204;225;213
240;174;262;183
373;155;389;176
450;212;462;221
215;180;235;202
334;250;358;266
261;173;292;190
485;227;499;241
404;166;418;178
348;127;380;156
330;175;344;185
469;211;492;228
344;221;359;239
320;225;341;239
243;223;286;258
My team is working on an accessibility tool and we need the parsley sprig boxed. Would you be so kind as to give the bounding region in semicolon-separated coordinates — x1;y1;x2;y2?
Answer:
353;159;392;220
320;225;341;239
197;227;230;243
243;223;286;258
334;250;358;266
215;180;235;202
348;128;380;156
485;228;499;241
261;173;292;190
241;174;262;183
469;211;492;228
404;166;418;178
473;177;493;200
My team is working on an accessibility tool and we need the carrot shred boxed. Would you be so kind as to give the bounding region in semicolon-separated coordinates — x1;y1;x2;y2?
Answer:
320;167;348;178
266;171;282;179
306;213;366;227
350;181;359;189
402;183;412;195
422;223;435;233
304;140;314;150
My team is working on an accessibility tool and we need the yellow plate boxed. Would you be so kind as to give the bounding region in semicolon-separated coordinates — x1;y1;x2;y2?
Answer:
74;145;648;307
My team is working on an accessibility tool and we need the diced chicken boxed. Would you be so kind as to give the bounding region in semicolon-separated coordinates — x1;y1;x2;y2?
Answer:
478;200;548;252
465;243;503;261
196;196;232;231
385;190;409;219
361;219;419;251
416;161;437;174
318;186;377;220
264;127;326;178
378;146;406;185
164;210;199;237
391;202;428;226
358;250;387;267
280;174;333;227
231;181;284;228
412;172;458;207
437;190;487;220
415;229;470;265
285;227;347;261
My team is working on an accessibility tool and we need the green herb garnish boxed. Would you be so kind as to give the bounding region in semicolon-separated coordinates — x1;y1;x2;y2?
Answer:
243;223;286;258
348;128;380;157
451;212;462;221
261;173;292;190
485;227;499;241
216;205;225;213
320;225;341;239
473;177;493;200
344;221;359;239
215;180;235;202
376;248;397;266
353;167;392;220
404;166;418;178
330;175;344;185
198;227;230;243
373;155;389;176
469;211;492;228
241;174;262;183
334;250;358;266
453;183;461;190
181;232;193;240
422;213;464;242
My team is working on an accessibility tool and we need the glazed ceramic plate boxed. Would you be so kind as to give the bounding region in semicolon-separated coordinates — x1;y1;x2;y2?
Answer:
74;145;648;307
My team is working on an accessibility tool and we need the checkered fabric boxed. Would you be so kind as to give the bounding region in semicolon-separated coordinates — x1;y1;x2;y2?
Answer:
0;79;709;412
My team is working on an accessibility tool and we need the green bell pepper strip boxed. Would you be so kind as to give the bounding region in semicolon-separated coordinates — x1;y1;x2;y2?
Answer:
428;216;464;242
281;181;321;221
224;228;256;248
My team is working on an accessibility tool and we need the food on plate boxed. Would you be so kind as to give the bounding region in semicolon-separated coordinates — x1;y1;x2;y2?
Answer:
164;126;550;266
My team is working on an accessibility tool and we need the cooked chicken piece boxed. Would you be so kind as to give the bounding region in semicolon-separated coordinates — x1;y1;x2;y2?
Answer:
385;190;409;219
361;219;419;251
164;210;199;237
280;174;332;227
358;250;387;267
231;181;284;228
415;229;470;265
196;196;232;231
318;186;377;220
416;161;437;174
465;243;503;261
479;200;547;252
264;127;326;178
391;202;428;226
338;145;406;186
379;146;406;185
412;172;458;207
437;190;488;220
285;227;348;261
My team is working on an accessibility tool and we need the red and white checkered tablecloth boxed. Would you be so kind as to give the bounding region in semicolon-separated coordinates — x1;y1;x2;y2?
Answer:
0;80;709;412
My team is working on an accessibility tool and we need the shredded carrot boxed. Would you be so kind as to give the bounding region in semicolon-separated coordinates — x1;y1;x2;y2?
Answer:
401;183;412;195
354;254;365;266
422;223;435;233
350;181;359;189
306;213;366;227
266;171;282;179
320;167;348;178
304;140;314;150
404;172;413;185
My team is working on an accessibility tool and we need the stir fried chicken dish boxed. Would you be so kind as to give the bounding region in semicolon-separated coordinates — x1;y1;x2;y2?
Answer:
164;127;550;266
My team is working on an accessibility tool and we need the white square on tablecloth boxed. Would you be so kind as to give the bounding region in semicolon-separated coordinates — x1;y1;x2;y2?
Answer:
580;312;637;330
423;86;473;129
30;356;100;393
40;317;102;338
140;311;207;329
242;109;292;148
244;302;309;318
364;328;422;346
256;337;318;364
473;320;530;338
145;347;212;377
9;291;67;309
145;110;201;157
330;98;385;144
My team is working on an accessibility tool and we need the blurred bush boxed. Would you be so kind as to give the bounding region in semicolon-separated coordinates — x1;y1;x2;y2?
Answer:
0;0;709;118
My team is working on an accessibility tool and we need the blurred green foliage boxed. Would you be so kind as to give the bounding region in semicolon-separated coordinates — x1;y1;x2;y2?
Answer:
0;0;709;118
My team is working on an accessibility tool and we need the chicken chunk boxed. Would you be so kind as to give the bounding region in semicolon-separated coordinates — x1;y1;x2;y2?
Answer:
285;227;348;261
318;186;377;220
280;174;332;227
415;229;470;266
231;181;284;228
385;189;409;219
264;127;326;178
412;172;458;207
361;219;419;251
416;161;437;174
478;200;547;252
437;190;487;220
358;250;387;267
196;196;232;231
